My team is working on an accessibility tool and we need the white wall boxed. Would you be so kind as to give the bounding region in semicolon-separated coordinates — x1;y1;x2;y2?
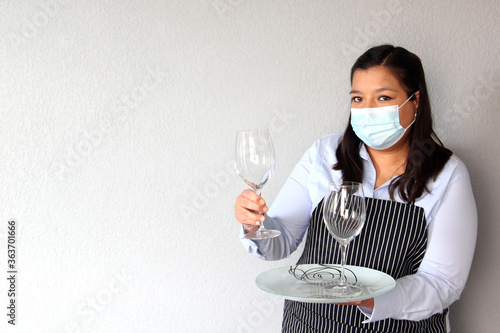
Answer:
1;1;498;332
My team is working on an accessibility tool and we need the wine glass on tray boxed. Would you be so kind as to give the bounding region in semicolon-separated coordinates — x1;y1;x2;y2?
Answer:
322;181;366;296
235;129;281;239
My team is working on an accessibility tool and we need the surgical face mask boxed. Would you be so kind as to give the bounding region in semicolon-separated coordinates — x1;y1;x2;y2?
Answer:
350;94;416;150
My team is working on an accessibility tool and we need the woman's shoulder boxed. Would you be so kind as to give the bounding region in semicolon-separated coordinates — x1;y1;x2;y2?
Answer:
427;153;471;195
296;133;343;169
302;133;344;161
441;153;470;179
312;133;344;150
417;152;474;223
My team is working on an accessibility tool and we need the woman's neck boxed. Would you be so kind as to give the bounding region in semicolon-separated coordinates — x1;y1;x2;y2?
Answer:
367;141;410;189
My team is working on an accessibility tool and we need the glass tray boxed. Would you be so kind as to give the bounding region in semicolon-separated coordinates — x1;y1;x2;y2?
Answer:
255;264;396;303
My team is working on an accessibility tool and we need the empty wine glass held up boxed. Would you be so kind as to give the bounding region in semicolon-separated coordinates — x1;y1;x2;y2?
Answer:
235;129;281;239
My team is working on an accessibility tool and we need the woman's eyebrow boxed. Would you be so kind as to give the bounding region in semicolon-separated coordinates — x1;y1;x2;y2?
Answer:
350;87;398;94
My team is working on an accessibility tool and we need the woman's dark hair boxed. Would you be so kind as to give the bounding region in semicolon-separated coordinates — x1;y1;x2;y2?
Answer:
334;44;452;202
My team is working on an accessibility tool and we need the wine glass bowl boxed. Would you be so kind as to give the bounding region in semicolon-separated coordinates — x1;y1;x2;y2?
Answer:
235;129;281;239
322;181;366;296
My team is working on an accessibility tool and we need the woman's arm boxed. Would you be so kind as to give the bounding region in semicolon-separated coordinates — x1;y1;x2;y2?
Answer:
361;162;477;322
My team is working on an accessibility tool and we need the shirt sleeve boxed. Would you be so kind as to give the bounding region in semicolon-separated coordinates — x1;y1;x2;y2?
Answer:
360;161;478;322
239;139;320;261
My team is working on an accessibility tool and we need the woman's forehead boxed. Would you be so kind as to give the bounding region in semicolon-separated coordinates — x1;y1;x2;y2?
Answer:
351;66;404;92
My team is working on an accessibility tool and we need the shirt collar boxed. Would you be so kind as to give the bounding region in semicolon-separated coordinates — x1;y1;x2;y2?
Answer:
359;143;371;161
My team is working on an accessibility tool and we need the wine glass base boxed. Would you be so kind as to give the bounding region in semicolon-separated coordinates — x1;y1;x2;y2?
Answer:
324;283;363;297
244;229;281;240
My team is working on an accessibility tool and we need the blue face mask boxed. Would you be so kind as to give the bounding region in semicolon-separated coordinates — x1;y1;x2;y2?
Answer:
350;94;416;150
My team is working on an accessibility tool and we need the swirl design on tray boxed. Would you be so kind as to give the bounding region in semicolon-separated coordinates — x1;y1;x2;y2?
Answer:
288;264;359;285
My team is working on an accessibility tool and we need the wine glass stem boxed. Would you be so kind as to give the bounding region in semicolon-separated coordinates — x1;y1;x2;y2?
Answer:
340;243;348;284
253;185;262;197
253;186;265;230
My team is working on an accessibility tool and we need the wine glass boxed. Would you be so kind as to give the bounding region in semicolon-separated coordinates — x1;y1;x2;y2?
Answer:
322;181;366;296
235;129;281;239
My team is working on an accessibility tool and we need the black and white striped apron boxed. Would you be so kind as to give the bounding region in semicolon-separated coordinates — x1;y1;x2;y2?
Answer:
282;197;448;333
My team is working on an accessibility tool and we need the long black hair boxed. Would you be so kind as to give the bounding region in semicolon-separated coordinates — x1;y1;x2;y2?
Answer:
334;45;452;202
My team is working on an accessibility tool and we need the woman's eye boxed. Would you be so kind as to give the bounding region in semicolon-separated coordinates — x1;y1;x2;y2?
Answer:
379;95;392;101
351;96;362;103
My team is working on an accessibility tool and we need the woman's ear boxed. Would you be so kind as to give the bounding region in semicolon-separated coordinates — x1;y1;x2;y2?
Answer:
413;91;420;110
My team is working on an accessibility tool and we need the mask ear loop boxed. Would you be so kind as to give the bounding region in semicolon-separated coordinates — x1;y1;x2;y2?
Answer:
398;93;416;109
404;112;418;130
400;94;418;130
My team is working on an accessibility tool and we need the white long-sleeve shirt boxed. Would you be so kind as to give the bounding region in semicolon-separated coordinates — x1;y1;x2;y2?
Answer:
240;134;477;327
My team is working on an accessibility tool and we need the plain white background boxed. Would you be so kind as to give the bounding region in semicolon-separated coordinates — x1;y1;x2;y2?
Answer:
1;1;498;332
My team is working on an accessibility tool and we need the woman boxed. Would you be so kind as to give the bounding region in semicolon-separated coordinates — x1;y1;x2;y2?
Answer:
234;45;477;332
